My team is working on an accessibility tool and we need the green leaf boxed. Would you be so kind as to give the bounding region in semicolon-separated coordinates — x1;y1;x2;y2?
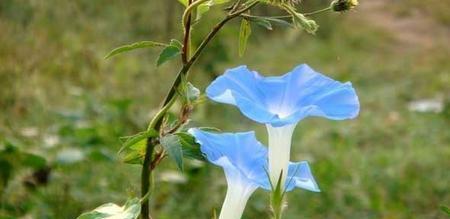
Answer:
264;17;293;28
186;82;200;103
118;129;158;165
196;4;211;21
77;198;141;219
179;0;229;8
178;0;188;7
160;134;184;171
238;19;251;57
175;133;196;145
157;46;180;66
0;141;18;153
169;39;183;50
121;141;146;164
21;153;46;169
0;141;47;168
0;159;12;187
195;0;231;21
441;205;450;215
156;39;182;66
0;141;47;188
122;150;143;164
105;41;166;59
209;0;230;5
246;17;272;30
119;129;158;154
178;75;200;104
245;16;293;29
198;127;221;132
176;132;205;161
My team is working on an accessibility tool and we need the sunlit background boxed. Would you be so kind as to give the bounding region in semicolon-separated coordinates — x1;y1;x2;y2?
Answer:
0;0;449;218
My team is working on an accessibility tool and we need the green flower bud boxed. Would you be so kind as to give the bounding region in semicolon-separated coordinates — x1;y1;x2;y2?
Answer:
281;3;319;34
292;13;319;34
331;0;358;12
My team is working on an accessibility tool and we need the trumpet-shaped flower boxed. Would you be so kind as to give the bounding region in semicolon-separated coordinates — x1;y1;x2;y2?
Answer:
206;64;359;186
189;128;319;219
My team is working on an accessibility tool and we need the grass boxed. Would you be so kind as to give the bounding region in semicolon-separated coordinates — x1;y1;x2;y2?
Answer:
0;0;449;218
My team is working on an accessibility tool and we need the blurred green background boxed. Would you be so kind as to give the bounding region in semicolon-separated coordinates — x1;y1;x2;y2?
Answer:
0;0;449;218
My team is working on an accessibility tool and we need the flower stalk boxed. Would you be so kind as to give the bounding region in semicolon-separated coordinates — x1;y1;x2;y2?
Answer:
270;172;286;219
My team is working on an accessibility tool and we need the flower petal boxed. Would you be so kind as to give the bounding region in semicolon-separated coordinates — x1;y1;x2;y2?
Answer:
283;64;360;122
285;161;320;192
206;64;360;127
189;128;267;186
255;161;320;192
206;66;279;124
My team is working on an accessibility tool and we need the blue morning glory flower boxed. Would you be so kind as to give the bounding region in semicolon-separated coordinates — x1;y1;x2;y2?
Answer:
206;64;359;126
189;128;319;219
206;64;359;186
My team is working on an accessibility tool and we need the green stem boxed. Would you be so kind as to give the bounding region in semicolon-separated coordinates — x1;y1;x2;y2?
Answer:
304;6;331;16
270;172;285;219
140;138;155;219
240;6;332;19
140;2;259;219
280;4;297;16
140;96;176;219
147;93;178;131
182;0;209;26
230;0;243;13
182;0;193;64
271;192;285;219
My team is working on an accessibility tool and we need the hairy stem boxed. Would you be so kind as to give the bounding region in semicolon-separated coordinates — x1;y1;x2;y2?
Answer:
140;138;155;219
182;0;193;64
141;96;177;219
140;2;259;219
